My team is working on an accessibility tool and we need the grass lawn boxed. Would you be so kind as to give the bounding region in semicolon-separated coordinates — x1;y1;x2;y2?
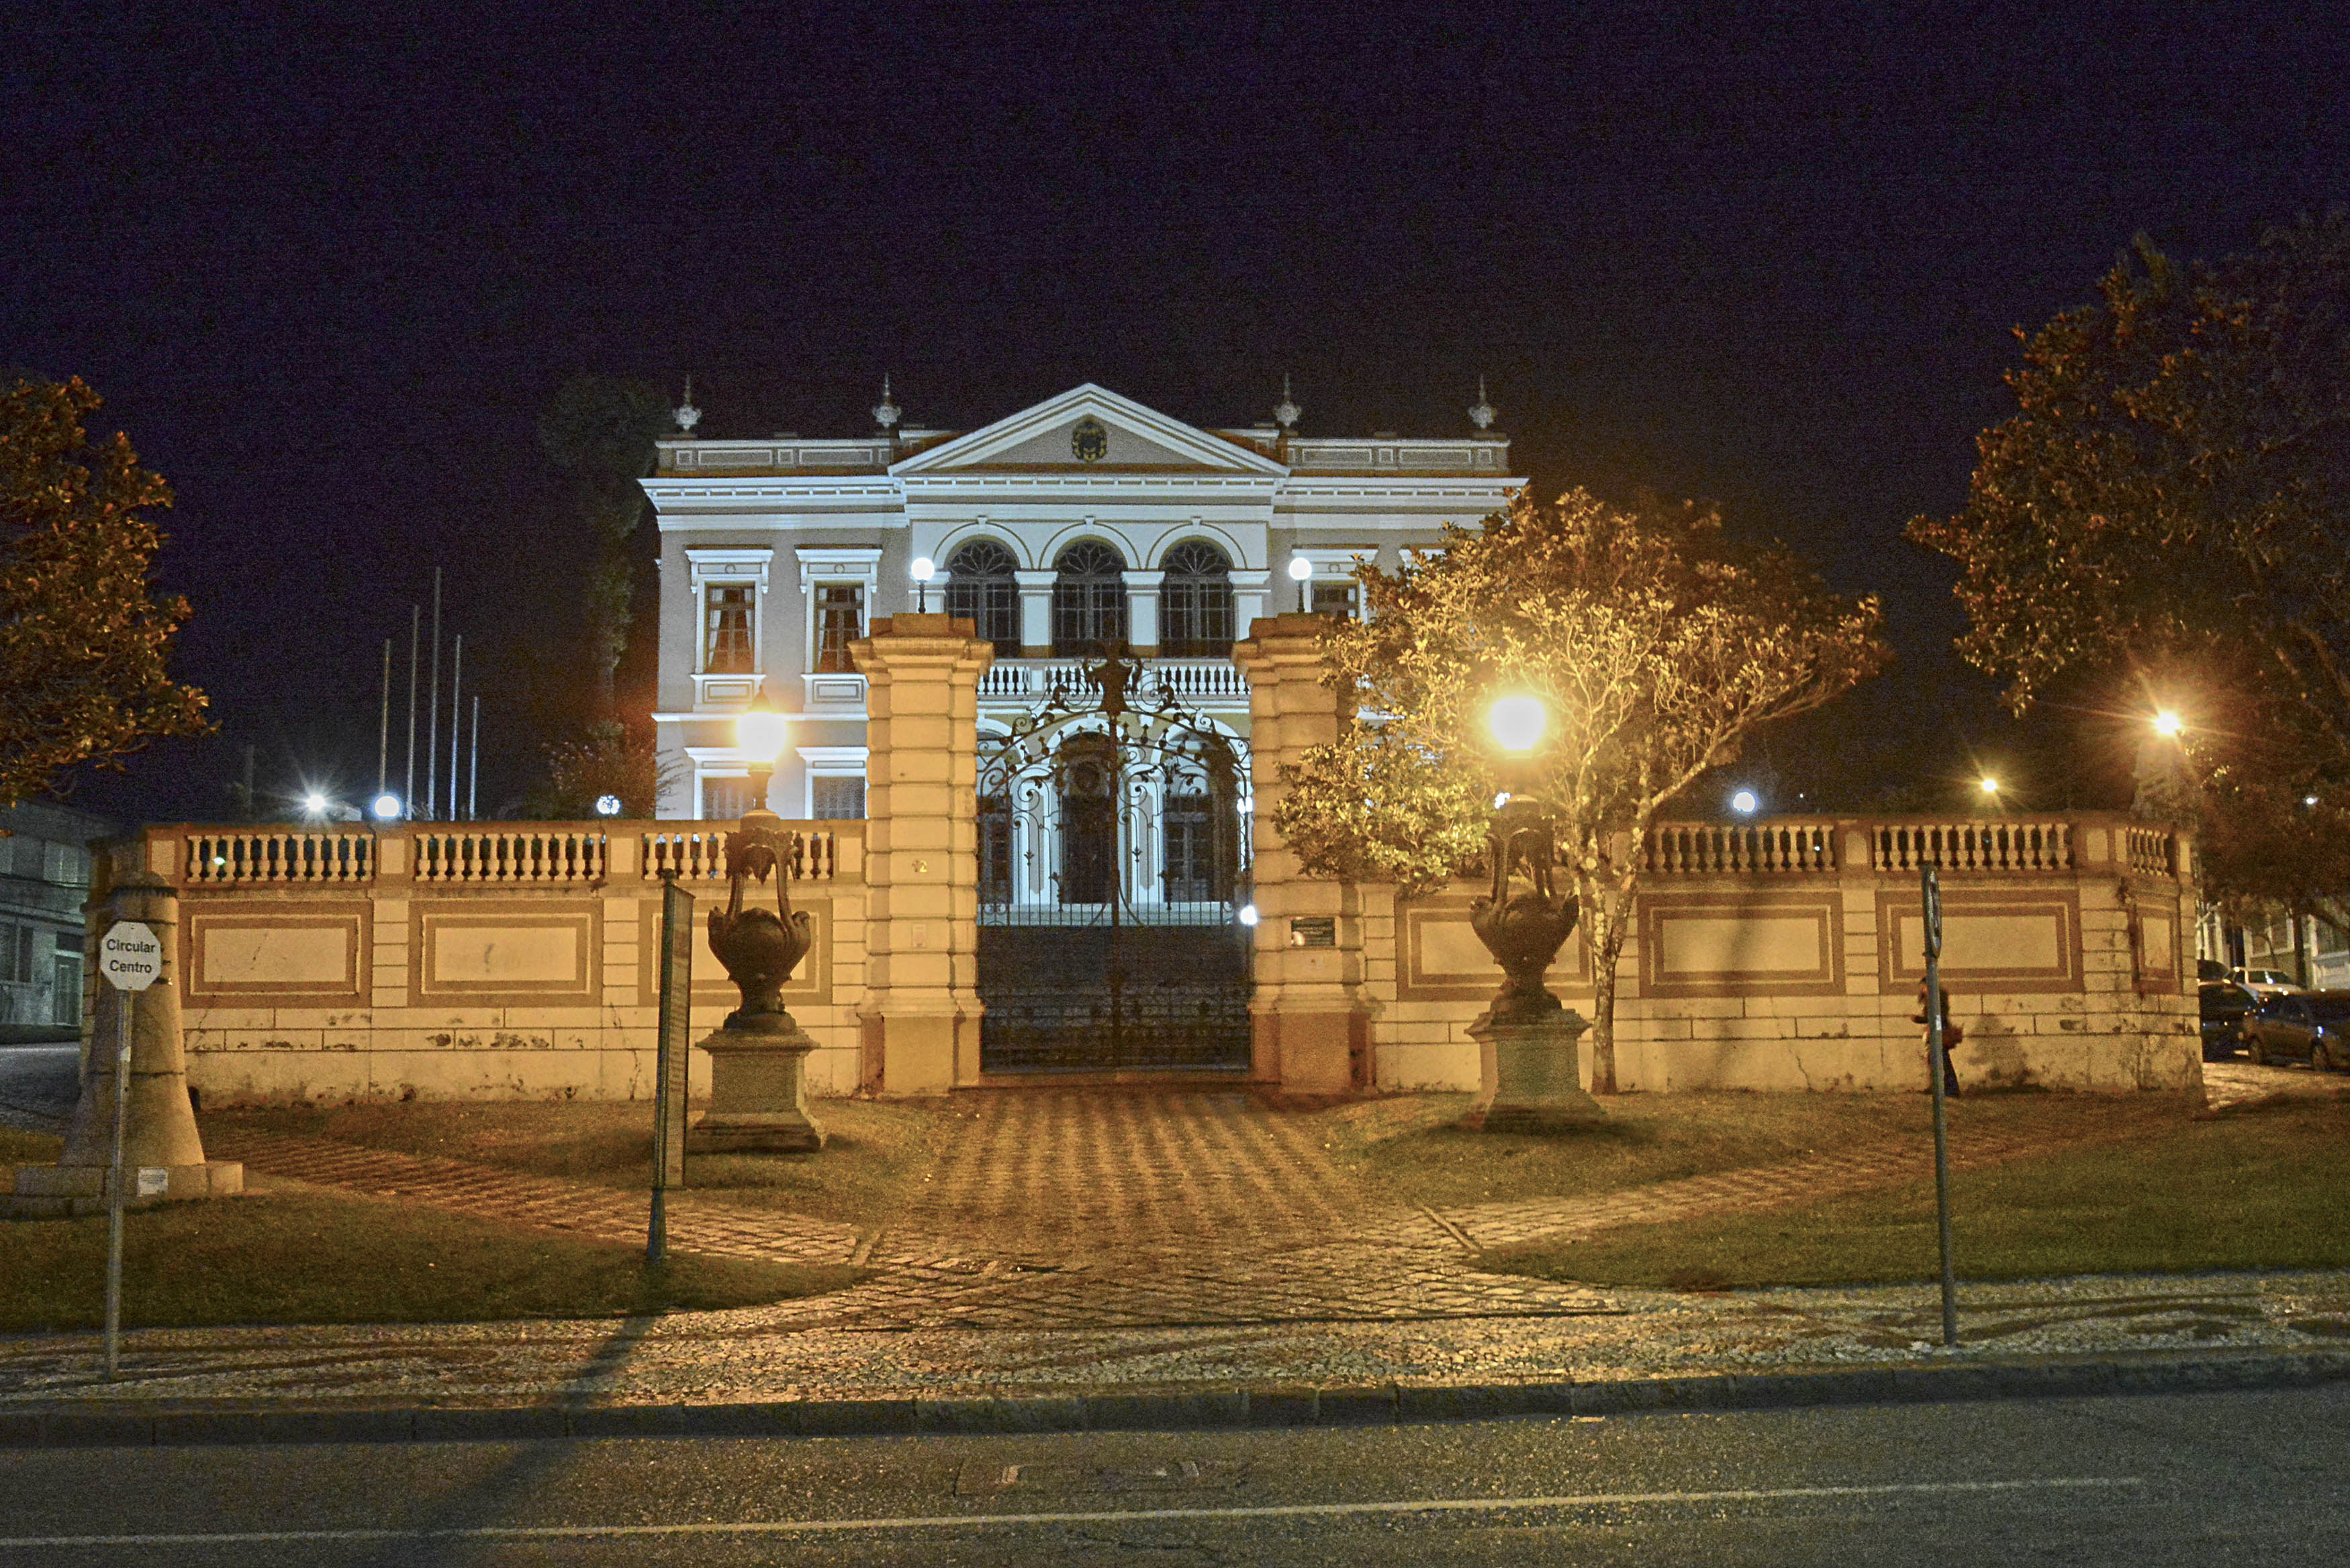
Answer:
201;1095;937;1230
1482;1096;2350;1289
1318;1088;2189;1210
0;1173;855;1332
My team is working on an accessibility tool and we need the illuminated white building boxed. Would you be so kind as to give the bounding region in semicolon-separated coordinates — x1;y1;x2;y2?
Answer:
645;381;1521;847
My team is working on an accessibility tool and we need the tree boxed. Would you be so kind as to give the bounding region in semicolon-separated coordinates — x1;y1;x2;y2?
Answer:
525;718;677;820
0;377;209;805
1906;211;2350;924
536;375;669;716
1275;489;1888;1091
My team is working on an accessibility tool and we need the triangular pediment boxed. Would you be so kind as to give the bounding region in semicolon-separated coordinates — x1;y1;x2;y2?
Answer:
890;384;1288;478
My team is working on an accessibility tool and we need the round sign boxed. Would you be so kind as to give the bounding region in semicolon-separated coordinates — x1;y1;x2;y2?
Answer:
99;921;163;992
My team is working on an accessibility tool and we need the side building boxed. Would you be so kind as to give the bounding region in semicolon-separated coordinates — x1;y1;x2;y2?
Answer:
0;800;111;1042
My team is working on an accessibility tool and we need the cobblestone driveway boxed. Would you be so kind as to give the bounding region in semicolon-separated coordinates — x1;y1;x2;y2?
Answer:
202;1084;2156;1334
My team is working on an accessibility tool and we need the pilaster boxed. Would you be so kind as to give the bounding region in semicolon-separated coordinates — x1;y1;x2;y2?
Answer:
850;614;994;1094
1233;612;1370;1095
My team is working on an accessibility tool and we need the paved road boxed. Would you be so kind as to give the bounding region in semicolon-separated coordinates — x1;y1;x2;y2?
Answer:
1;1385;2343;1565
0;1044;77;1134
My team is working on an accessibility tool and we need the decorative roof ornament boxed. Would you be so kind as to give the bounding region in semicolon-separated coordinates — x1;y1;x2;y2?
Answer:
673;377;702;435
1272;375;1301;432
872;375;902;431
1468;377;1498;432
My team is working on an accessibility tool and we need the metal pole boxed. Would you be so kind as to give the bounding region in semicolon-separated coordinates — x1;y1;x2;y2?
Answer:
650;873;692;1265
377;639;391;800
469;695;480;821
405;605;420;818
448;634;462;824
426;569;442;820
103;988;131;1380
1924;865;1958;1348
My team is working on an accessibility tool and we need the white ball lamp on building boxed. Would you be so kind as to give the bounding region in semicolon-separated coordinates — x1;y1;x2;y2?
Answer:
1288;553;1313;612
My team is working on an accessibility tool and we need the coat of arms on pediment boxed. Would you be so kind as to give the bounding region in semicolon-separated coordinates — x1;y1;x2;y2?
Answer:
1070;417;1109;463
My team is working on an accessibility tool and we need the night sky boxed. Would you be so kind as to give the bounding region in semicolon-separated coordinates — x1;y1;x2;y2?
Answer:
8;1;2347;825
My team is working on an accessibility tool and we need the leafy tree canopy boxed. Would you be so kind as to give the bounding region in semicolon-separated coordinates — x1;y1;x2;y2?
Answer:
536;375;669;716
1275;488;1886;1087
0;377;209;806
1907;211;2350;922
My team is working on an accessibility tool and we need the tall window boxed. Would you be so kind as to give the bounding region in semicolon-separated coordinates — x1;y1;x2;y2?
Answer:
946;540;1020;655
812;583;863;673
1051;540;1127;654
704;585;754;673
1158;541;1234;656
812;774;866;820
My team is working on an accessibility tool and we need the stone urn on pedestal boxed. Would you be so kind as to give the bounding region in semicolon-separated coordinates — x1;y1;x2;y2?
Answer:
1462;697;1607;1132
687;742;827;1154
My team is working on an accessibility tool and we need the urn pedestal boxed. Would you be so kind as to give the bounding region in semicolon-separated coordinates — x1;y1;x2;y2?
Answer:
1462;1009;1607;1132
687;1017;827;1154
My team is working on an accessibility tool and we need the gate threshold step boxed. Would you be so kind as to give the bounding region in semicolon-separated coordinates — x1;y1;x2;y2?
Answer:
970;1069;1260;1089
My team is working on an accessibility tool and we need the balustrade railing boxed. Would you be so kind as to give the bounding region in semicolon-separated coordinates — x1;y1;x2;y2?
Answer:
413;828;607;884
2126;826;2177;876
979;657;1251;703
184;832;375;885
1645;821;1836;873
641;824;843;881
1871;819;2072;873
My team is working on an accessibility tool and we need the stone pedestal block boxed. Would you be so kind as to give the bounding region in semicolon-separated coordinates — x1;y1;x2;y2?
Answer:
6;1159;244;1220
1464;1010;1608;1132
687;1023;827;1153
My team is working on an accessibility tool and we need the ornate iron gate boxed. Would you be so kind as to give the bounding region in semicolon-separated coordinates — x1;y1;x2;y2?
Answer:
976;645;1253;1073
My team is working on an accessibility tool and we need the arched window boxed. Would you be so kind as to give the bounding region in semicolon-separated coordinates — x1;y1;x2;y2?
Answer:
1158;540;1233;656
945;539;1020;655
1051;540;1127;654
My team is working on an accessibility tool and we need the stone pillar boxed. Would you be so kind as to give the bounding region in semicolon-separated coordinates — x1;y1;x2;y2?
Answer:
1230;568;1271;643
9;863;242;1216
851;614;994;1094
1015;570;1055;658
1233;613;1370;1095
1123;570;1164;656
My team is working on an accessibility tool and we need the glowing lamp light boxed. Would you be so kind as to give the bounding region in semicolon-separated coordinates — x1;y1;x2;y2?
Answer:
1979;777;2001;795
1730;789;1760;816
301;791;328;818
594;794;623;817
1487;695;1547;754
371;793;402;821
911;556;935;582
1287;555;1313;581
736;703;789;765
2152;710;2183;737
1237;903;1259;927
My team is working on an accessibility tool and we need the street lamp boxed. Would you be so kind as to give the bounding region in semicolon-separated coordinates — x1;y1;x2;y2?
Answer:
1730;789;1760;816
1978;777;2000;798
1288;554;1313;612
736;694;789;814
370;792;402;822
911;556;936;613
687;689;825;1155
1465;691;1603;1129
2152;709;2183;738
300;791;329;821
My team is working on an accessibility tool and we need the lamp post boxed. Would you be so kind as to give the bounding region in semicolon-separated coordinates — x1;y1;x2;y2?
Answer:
1464;693;1606;1130
912;556;936;614
1288;554;1313;613
683;695;827;1153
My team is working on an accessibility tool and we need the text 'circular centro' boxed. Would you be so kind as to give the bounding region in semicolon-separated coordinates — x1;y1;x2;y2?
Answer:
99;921;163;992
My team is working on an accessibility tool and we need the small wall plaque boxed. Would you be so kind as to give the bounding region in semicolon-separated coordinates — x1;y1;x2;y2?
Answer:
1290;917;1336;948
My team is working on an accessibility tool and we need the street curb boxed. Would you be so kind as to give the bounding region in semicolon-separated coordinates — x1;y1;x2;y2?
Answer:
4;1349;2348;1448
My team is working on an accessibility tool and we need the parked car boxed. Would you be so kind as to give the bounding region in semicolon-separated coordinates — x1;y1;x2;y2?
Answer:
2232;967;2306;999
2199;981;2259;1060
2237;989;2350;1069
2199;958;2232;982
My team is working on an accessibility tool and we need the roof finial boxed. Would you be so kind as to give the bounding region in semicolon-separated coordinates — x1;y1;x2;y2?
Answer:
1467;376;1497;432
1272;375;1301;432
873;375;902;431
673;377;702;435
